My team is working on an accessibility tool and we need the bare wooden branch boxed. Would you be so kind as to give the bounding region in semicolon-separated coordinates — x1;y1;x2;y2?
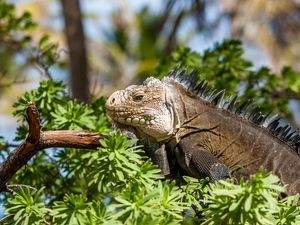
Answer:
0;103;105;192
40;130;104;149
26;102;41;145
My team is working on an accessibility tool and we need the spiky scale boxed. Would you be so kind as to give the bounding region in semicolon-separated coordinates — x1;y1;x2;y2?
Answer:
286;131;297;140
250;111;261;124
260;112;272;125
194;80;205;94
198;82;208;96
280;125;291;139
211;90;225;106
282;127;292;138
176;70;186;82
168;68;178;78
236;99;252;115
241;102;255;117
222;97;232;109
186;71;199;90
267;118;281;132
255;114;266;125
227;96;238;111
264;114;279;126
244;104;257;119
274;126;284;136
291;135;300;143
204;88;214;100
291;137;300;149
249;109;261;125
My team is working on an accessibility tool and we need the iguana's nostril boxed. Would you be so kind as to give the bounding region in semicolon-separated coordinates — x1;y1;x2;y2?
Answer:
111;97;116;104
107;91;121;107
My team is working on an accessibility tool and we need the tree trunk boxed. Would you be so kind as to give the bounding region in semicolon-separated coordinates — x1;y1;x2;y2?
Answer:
61;0;89;103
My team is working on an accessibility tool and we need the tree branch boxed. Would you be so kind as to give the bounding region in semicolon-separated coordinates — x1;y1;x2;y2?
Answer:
40;130;103;149
0;102;105;192
164;10;185;55
272;90;300;101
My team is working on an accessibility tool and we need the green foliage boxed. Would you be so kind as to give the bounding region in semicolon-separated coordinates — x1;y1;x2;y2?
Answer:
0;0;62;89
182;176;210;211
1;133;186;225
87;132;149;192
51;194;89;225
3;186;49;225
13;80;66;121
12;80;67;140
109;181;188;225
51;100;97;130
201;169;300;225
275;195;300;225
0;0;35;89
85;200;120;225
0;135;4;144
3;168;299;225
0;0;35;43
31;34;62;76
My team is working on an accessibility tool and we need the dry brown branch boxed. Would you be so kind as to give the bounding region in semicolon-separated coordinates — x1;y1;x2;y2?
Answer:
0;102;105;192
164;10;185;54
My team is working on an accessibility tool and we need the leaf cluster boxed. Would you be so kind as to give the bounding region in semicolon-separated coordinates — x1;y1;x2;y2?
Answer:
0;0;35;44
3;166;300;224
200;169;300;225
0;0;62;87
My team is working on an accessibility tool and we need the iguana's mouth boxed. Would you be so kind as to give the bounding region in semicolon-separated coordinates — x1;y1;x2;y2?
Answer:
106;108;157;127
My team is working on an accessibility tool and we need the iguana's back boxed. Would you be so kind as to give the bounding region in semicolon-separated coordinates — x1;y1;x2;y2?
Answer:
167;89;300;195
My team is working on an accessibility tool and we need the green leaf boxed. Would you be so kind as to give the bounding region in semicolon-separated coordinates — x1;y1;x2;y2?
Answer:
3;186;49;225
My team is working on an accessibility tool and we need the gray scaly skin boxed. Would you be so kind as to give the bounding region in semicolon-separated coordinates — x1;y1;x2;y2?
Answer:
106;70;300;196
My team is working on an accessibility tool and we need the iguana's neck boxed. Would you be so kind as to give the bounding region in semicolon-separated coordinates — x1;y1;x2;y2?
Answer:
166;80;210;125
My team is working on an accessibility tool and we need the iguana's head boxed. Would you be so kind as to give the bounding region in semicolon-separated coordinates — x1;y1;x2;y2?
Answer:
106;77;176;141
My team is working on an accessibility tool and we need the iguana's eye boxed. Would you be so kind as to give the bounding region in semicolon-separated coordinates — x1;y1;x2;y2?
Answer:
133;94;144;102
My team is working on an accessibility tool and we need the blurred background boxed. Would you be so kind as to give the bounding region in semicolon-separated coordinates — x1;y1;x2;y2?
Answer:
1;0;300;140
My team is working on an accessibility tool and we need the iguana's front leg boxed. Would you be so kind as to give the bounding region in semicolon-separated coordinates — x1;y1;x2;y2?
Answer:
153;144;170;176
138;139;171;176
175;144;232;182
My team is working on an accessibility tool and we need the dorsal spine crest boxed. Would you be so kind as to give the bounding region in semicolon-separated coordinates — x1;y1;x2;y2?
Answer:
167;68;300;154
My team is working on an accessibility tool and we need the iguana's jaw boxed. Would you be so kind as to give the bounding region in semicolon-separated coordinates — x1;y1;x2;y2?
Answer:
106;78;177;141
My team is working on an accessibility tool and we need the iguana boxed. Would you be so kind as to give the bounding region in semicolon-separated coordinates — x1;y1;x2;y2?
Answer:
106;69;300;196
